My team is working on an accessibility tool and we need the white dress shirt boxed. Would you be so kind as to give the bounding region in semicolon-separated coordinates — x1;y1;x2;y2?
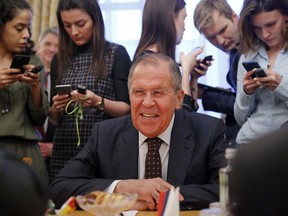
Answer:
138;114;174;181
105;114;175;192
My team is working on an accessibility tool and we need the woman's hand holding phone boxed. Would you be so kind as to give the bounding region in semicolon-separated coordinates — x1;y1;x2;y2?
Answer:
18;64;42;87
51;84;73;113
0;66;23;89
51;93;72;113
242;61;282;92
193;55;214;79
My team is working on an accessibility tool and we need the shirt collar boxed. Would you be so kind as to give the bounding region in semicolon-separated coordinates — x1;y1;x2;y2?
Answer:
138;113;175;146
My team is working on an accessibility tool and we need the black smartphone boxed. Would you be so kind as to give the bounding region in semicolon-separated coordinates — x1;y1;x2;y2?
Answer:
242;61;261;71
31;65;44;74
242;61;267;78
77;84;87;94
10;54;30;74
250;68;267;79
196;55;213;70
54;84;72;95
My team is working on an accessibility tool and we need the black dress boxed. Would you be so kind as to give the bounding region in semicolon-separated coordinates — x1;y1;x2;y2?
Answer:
49;42;131;180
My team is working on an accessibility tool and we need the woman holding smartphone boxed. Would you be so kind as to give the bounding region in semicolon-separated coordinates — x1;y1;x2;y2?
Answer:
133;0;210;112
48;0;131;180
234;0;288;144
0;0;49;185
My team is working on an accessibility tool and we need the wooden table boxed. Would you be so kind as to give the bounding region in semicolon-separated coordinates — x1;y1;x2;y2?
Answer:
67;210;200;216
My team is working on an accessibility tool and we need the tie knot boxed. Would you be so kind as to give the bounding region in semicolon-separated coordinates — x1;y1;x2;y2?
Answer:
146;137;162;151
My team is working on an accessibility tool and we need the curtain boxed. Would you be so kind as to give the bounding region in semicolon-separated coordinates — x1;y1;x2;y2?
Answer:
27;0;58;43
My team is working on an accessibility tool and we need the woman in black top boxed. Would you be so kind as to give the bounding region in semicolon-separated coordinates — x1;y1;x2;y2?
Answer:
49;0;131;180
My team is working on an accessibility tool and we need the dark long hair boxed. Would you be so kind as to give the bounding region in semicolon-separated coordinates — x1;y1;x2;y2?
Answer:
0;0;35;54
133;0;186;61
56;0;107;80
239;0;288;54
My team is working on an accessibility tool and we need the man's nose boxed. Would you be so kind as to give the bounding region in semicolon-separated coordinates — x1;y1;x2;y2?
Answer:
216;35;225;45
142;92;155;106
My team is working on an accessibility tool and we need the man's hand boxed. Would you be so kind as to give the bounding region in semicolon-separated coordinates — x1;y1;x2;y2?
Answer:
114;178;184;210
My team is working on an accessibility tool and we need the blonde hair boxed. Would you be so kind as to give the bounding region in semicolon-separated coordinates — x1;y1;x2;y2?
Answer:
194;0;234;33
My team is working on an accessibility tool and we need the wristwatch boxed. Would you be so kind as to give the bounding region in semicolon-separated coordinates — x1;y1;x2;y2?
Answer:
96;97;105;111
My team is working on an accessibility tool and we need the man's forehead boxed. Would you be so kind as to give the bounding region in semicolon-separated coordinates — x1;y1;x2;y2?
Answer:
202;13;230;36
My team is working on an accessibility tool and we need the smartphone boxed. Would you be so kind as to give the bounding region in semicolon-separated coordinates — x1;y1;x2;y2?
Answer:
10;54;30;74
77;84;87;94
54;84;72;95
242;61;267;78
250;68;267;79
196;55;213;70
31;65;44;74
242;61;261;71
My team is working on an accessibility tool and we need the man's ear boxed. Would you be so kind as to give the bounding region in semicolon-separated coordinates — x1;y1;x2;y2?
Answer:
176;90;184;109
35;44;40;53
231;12;239;25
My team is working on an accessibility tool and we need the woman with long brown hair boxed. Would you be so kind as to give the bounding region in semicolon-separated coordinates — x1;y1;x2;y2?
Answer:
49;0;131;180
134;0;209;112
0;0;49;185
234;0;288;144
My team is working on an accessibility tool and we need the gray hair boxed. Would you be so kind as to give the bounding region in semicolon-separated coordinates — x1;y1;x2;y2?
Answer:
128;53;182;92
38;26;59;43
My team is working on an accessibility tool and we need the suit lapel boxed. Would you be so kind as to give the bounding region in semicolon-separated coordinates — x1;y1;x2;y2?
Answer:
167;110;196;185
116;119;139;179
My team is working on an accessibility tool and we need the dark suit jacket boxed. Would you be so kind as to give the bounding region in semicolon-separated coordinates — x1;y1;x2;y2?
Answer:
50;109;227;210
202;49;241;143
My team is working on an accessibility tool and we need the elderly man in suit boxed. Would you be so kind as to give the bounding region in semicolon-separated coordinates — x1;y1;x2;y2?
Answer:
50;53;227;211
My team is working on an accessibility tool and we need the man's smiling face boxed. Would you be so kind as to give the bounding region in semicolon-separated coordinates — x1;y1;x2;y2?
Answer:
129;59;183;138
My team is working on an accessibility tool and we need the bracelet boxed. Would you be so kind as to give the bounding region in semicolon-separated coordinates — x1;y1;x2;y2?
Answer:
96;96;105;111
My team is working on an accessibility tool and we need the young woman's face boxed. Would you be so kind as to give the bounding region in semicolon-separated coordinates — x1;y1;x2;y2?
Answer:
251;10;288;50
174;7;187;45
1;9;31;53
61;9;93;46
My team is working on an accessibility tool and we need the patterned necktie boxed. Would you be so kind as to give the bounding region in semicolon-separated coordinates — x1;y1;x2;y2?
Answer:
145;137;163;179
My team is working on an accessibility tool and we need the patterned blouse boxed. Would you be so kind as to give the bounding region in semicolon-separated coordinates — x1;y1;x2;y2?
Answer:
49;42;131;180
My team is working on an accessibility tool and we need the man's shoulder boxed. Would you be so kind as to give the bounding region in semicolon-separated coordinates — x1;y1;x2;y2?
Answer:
176;109;225;128
179;109;221;120
93;115;135;141
97;114;132;127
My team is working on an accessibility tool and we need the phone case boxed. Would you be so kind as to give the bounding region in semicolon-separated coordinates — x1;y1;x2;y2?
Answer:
242;61;261;71
250;68;267;79
197;55;213;70
55;85;72;95
10;54;30;74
